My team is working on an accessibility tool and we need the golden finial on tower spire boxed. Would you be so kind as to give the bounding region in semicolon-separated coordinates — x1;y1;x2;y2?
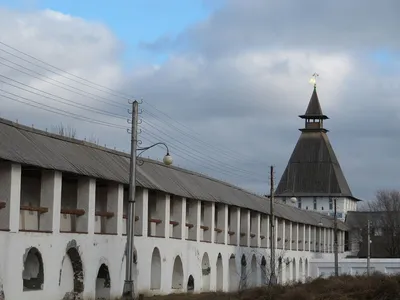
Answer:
309;72;319;88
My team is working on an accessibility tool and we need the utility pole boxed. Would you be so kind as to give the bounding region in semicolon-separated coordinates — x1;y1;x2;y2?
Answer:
333;198;339;276
269;166;277;285
367;219;371;276
122;100;139;300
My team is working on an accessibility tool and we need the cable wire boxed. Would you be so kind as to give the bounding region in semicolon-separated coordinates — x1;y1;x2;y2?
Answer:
0;40;134;101
142;108;264;167
0;40;269;166
0;91;127;129
141;118;265;178
0;57;127;109
141;128;265;182
0;75;127;120
0;40;270;181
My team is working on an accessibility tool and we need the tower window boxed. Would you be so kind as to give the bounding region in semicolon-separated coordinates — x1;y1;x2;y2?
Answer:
313;197;317;210
297;198;302;209
329;198;333;210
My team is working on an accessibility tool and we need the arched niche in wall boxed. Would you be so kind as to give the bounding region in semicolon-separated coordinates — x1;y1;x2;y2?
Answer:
240;254;247;290
95;263;111;299
228;254;237;292
187;275;194;293
299;258;304;282
260;256;267;285
305;258;309;280
292;258;297;282
216;253;223;292
171;255;183;290
201;252;210;292
250;255;257;287
22;247;44;291
277;257;283;284
150;247;161;290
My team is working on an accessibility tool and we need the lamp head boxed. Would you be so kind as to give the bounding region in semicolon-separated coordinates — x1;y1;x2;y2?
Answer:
290;197;297;204
163;153;173;166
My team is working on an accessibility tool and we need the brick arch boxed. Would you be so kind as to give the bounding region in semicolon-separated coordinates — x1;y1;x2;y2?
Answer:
67;246;84;293
59;240;84;297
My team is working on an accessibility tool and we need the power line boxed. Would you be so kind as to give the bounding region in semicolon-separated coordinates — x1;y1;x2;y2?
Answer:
0;57;127;109
0;90;127;129
0;53;268;176
0;76;128;120
141;102;269;165
142;108;264;167
0;73;266;178
1;72;264;178
141;118;265;178
0;40;134;101
0;40;269;166
0;40;271;180
141;129;265;183
0;86;265;181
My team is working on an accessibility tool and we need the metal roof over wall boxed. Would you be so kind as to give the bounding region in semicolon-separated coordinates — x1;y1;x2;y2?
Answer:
0;118;347;230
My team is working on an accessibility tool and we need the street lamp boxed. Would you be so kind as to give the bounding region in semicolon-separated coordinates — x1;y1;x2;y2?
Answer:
122;100;173;300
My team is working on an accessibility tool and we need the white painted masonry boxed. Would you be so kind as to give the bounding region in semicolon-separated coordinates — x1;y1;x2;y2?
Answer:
0;161;347;300
278;196;358;221
310;258;400;277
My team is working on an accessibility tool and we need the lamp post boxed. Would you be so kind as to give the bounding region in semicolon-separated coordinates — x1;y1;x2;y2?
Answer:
333;198;339;277
268;167;297;286
367;219;371;276
269;166;276;286
122;100;173;300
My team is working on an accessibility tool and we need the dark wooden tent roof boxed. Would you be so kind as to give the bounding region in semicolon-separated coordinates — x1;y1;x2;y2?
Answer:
276;87;353;198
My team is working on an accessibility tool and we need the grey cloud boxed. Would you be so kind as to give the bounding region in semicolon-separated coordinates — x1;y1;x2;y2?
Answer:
145;0;400;58
1;2;400;201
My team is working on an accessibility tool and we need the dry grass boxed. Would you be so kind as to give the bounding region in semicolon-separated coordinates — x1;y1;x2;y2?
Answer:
144;273;400;300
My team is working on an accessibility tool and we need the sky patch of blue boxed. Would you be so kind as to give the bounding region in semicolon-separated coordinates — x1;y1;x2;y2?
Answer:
0;0;220;66
369;49;399;75
371;49;392;65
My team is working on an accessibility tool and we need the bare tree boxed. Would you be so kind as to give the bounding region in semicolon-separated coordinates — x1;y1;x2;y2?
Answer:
235;249;291;291
87;133;100;145
368;189;400;257
51;123;77;138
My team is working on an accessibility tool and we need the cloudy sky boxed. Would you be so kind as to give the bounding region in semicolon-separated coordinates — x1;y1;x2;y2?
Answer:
0;0;399;201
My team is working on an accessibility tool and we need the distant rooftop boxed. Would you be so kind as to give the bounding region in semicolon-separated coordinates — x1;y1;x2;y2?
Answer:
276;86;360;202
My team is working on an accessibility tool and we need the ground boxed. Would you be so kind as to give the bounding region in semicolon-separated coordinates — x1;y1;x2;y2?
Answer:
144;273;400;300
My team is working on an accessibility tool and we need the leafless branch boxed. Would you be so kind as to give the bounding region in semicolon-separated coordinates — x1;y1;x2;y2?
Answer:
51;123;77;138
366;189;400;257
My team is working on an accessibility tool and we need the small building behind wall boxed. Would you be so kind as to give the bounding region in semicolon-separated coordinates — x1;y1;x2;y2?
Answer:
345;211;400;258
0;117;349;299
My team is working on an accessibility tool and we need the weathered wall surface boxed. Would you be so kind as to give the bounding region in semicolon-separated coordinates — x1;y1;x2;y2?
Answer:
0;231;336;300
